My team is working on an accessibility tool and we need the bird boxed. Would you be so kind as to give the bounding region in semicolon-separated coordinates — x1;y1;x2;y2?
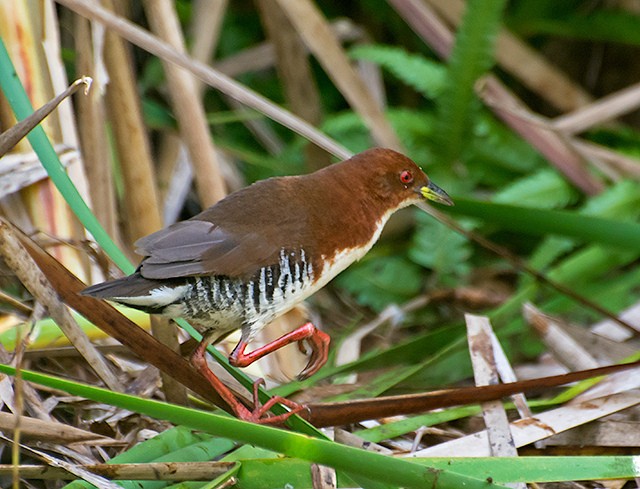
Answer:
82;148;453;423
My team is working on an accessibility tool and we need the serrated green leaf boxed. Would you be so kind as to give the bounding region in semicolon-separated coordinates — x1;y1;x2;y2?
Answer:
409;212;472;282
493;169;577;209
435;0;508;164
349;44;446;100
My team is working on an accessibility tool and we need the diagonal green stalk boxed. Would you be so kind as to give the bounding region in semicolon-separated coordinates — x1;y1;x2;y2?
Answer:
0;364;508;489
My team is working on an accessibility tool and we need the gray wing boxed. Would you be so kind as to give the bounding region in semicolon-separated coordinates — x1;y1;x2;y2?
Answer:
135;220;278;279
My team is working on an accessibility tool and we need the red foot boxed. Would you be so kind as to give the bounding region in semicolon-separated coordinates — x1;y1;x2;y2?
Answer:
229;322;330;379
191;339;306;424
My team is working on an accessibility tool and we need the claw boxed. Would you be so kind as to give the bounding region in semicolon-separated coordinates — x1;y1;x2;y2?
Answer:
297;329;330;379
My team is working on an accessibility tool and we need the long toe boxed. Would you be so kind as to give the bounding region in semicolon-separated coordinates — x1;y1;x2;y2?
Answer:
245;377;307;424
297;329;330;379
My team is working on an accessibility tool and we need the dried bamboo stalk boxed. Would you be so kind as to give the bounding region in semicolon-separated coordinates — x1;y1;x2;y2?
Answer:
100;0;162;243
553;81;640;134
212;19;363;79
256;0;330;171
56;0;352;159
74;17;120;242
190;0;227;78
0;461;234;481
143;0;226;208
274;0;403;150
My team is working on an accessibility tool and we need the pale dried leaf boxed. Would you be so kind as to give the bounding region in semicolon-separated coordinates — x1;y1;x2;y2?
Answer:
466;314;521;471
524;303;601;371
406;391;640;457
0;145;79;198
591;301;640;342
0;412;115;444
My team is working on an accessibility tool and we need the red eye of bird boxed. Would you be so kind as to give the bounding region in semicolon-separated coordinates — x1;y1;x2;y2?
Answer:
400;170;413;184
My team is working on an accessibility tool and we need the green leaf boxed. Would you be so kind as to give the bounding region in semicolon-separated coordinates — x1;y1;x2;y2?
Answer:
493;169;577;209
580;179;640;220
409;212;472;282
444;197;640;249
336;255;423;311
468;113;546;174
349;44;446;100
525;179;640;279
322;108;437;162
434;0;508;164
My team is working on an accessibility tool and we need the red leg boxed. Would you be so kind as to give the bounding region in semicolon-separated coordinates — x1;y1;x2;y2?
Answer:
229;322;330;379
191;336;306;424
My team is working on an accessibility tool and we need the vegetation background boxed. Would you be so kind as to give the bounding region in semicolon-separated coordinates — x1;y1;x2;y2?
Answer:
2;0;640;487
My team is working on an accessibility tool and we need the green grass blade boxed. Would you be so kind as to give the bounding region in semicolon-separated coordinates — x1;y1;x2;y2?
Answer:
412;456;640;483
0;364;508;489
231;455;640;486
445;197;640;248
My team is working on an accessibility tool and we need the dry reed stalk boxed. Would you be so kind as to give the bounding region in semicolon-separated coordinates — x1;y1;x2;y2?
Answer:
74;16;120;243
274;0;403;150
96;0;180;400
155;0;229;210
553;81;640;134
256;0;330;171
56;0;352;159
190;0;228;83
143;0;226;209
100;0;162;244
212;19;363;79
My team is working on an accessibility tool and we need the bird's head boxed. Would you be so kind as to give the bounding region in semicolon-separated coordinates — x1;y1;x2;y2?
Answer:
346;148;453;210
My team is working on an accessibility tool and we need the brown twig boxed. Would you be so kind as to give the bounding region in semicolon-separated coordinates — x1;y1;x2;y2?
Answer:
306;355;640;427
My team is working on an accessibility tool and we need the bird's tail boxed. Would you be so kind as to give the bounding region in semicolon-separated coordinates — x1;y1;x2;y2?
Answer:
81;273;188;314
81;273;147;299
